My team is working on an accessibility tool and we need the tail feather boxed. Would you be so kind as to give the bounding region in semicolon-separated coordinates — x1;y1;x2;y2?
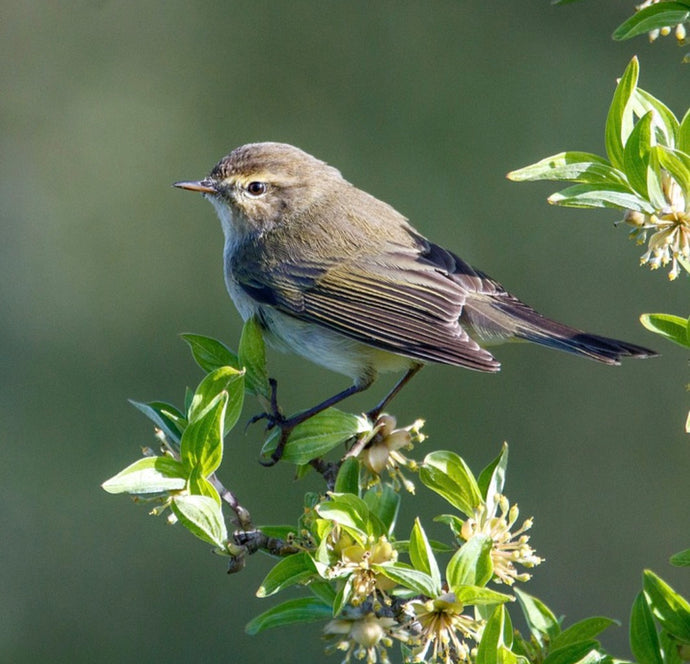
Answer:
515;322;656;365
462;296;658;365
440;248;657;365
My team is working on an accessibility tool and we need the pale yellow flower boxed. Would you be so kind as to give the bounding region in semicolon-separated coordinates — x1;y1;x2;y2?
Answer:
625;170;690;280
460;495;543;585
328;532;398;605
324;612;406;664
404;593;481;664
358;415;425;493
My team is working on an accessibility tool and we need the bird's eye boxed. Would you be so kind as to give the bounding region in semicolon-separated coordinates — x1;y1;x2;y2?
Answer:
246;181;267;197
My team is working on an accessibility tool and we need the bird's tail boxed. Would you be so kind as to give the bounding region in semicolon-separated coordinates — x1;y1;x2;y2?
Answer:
462;297;657;365
512;315;656;364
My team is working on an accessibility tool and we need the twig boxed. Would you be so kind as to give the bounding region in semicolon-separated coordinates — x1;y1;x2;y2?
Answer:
208;472;253;530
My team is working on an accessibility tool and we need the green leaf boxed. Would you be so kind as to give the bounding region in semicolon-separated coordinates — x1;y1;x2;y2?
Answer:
434;513;465;538
333;575;354;616
180;391;227;476
187;467;221;505
183;387;194;415
316;493;370;536
510;629;532;660
334;457;361;495
605;57;639;170
453;584;512;606
478;443;509;515
547;184;654;213
171;494;227;547
395;538;455;554
670;549;690;567
181;333;239;372
187;366;245;434
631;591;664;664
476;605;517;664
660;630;686;664
613;3;690;41
507;152;628;187
553;617;618;650
256;552;317;597
372;563;439;597
419;450;483;516
262;410;369;465
542;641;601;664
655;145;690;198
679;109;690;154
238;317;270;397
514;587;561;646
129;399;186;444
245;597;332;635
640;313;690;348
309;580;338;605
643;570;690;642
577;652;607;664
623;111;654;199
646;148;668;212
363;485;400;537
101;456;187;495
409;518;442;594
446;535;494;589
633;89;679;149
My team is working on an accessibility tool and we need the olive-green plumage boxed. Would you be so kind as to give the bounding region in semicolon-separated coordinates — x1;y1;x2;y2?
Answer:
175;142;656;427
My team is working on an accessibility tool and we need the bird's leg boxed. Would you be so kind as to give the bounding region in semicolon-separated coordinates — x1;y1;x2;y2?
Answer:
256;365;422;467
259;379;374;466
246;378;285;430
366;363;424;422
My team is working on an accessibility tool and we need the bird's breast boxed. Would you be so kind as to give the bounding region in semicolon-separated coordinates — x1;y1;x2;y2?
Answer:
255;305;414;384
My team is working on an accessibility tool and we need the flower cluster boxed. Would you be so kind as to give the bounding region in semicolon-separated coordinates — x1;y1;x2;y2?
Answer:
404;594;482;664
327;531;398;605
324;611;409;664
358;415;425;492
305;446;539;663
460;495;543;585
624;170;690;280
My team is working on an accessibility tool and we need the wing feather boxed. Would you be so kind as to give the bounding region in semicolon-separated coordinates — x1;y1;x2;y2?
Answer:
233;237;500;372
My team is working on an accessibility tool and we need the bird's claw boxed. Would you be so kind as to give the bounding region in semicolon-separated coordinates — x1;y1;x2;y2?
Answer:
245;410;285;432
245;377;293;466
259;424;294;466
245;377;285;432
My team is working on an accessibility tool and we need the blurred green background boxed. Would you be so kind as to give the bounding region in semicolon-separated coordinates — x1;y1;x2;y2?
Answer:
2;1;688;662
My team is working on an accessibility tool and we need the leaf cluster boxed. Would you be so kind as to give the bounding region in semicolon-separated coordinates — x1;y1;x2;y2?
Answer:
508;57;690;215
102;324;690;663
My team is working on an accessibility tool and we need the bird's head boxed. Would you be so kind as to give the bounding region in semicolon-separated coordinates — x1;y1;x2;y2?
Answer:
174;142;345;234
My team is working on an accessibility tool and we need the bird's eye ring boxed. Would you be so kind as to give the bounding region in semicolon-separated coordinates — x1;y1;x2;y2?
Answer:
246;181;267;197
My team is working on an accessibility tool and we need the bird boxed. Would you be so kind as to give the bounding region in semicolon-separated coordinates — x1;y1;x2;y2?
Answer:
174;142;656;463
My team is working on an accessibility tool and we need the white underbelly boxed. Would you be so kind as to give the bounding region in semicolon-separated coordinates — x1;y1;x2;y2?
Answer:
262;306;413;380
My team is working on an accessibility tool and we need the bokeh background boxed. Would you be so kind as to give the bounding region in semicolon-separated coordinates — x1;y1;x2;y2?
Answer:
2;1;688;662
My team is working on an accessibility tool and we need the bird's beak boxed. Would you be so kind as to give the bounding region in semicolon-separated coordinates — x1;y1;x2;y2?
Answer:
173;179;217;194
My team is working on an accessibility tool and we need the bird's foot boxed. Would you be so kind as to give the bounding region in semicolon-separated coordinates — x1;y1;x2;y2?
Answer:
245;378;297;466
246;377;284;431
365;406;383;424
258;423;295;467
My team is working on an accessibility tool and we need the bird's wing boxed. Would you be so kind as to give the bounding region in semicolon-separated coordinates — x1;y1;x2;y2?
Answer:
232;235;501;372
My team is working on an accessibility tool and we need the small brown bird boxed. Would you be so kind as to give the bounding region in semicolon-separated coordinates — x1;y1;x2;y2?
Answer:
175;142;656;462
